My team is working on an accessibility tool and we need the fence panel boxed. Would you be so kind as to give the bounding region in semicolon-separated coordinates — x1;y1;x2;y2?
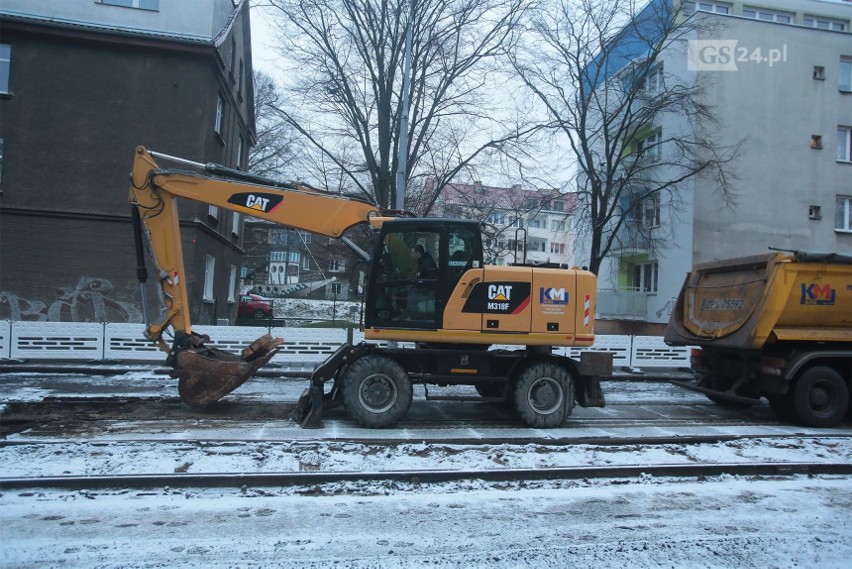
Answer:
104;323;165;362
11;321;104;360
630;335;691;369
0;320;10;360
270;327;349;363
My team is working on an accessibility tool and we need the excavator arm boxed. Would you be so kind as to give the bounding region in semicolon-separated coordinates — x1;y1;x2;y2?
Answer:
128;146;384;406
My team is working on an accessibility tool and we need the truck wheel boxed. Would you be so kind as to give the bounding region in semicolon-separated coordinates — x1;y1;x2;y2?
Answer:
767;393;796;422
342;355;413;428
513;362;574;428
791;367;849;428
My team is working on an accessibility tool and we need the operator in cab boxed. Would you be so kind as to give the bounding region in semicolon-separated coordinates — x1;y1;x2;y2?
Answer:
412;244;437;278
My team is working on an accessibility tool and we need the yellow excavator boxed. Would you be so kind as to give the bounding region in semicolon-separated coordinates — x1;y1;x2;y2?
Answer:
129;146;611;428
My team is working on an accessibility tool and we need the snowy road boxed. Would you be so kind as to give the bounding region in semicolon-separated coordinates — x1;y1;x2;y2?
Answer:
2;370;852;567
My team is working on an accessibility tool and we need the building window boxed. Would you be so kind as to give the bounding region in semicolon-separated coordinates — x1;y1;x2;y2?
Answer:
551;219;567;231
302;257;311;270
803;16;847;32
811;135;823;149
329;259;345;272
840;57;852;92
635;194;661;227
681;2;731;15
269;229;289;246
549;242;565;255
813;66;825;80
632;261;659;293
836;196;852;232
237;136;245;170
809;205;822;220
228;265;237;302
230;38;236;76
640;64;664;96
742;7;793;24
204;255;216;301
208;205;219;221
486;211;505;225
270;250;287;262
637;129;663;162
0;44;10;94
98;0;160;10
838;126;852;162
231;212;241;236
528;216;547;229
238;60;244;99
215;94;225;137
330;282;344;296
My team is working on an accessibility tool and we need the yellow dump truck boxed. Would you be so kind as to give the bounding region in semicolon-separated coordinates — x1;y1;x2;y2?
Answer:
664;251;852;427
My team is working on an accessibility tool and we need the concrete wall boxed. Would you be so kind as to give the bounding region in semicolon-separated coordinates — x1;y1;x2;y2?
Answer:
0;0;254;324
693;10;852;262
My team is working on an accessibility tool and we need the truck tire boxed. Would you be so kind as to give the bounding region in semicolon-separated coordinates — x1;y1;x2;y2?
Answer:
342;355;413;428
513;362;574;428
791;366;849;428
767;393;796;422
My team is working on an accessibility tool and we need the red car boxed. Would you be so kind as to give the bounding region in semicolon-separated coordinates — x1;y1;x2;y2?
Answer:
238;294;273;319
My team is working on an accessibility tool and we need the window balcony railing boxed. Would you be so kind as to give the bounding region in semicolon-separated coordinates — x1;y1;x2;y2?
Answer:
596;288;648;320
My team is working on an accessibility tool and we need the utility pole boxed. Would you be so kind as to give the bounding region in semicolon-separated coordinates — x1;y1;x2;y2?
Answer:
394;4;413;212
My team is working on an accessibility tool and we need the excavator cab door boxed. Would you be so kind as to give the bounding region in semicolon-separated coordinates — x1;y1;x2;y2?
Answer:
365;219;483;330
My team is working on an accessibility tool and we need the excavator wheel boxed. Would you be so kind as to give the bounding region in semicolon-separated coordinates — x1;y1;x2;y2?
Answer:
342;355;413;428
513;362;574;428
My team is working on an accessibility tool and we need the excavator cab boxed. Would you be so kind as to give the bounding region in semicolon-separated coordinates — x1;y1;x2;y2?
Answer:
365;219;483;331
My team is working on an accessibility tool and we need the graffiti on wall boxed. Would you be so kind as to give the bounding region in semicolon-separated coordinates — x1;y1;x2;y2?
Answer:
0;277;143;323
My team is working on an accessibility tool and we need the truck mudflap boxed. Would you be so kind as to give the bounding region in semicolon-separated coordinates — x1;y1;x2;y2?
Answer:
670;378;762;406
168;331;283;407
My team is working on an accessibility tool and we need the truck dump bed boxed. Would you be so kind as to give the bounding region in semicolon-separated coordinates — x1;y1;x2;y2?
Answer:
665;251;852;350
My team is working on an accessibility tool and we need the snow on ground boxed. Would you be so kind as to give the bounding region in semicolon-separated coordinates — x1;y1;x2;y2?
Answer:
3;476;852;567
2;370;852;567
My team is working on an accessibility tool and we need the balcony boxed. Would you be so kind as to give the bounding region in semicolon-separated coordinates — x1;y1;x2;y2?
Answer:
611;221;653;255
596;288;648;320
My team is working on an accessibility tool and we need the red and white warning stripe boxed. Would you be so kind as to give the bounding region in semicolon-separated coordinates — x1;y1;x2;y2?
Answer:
583;294;591;327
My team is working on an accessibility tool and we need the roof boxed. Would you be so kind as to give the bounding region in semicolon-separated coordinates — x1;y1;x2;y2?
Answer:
0;9;212;45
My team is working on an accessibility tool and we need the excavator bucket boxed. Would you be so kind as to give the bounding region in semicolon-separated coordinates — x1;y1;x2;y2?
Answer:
169;332;283;407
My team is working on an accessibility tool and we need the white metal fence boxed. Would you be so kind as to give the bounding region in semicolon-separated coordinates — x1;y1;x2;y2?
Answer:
0;321;691;371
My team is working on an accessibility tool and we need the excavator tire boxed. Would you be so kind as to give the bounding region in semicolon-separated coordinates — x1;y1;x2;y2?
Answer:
342;355;413;428
513;362;574;428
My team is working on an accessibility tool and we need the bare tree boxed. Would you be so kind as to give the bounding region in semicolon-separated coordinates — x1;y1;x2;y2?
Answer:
249;71;298;178
512;0;739;274
258;0;534;212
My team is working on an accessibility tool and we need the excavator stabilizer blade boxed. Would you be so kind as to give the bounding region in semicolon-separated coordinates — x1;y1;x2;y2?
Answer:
172;334;283;407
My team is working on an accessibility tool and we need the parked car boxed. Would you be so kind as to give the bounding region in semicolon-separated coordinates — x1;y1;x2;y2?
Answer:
238;294;273;319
